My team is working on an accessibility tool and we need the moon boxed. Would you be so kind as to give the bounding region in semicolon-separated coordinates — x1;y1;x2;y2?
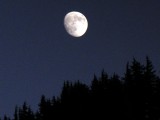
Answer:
64;11;88;37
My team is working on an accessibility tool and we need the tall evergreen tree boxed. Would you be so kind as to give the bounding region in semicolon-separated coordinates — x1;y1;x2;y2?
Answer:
13;106;18;120
144;56;160;119
18;102;35;120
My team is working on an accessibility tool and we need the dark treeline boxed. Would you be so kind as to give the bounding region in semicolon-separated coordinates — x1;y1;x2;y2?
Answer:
1;57;160;120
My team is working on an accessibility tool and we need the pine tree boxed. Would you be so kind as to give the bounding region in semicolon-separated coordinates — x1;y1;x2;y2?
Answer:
18;102;35;120
14;106;18;120
144;56;160;119
124;58;145;119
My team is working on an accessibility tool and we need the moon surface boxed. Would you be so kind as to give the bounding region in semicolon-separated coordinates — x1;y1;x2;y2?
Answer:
64;11;88;37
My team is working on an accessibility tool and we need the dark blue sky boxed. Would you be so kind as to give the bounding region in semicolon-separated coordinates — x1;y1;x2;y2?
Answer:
0;0;160;117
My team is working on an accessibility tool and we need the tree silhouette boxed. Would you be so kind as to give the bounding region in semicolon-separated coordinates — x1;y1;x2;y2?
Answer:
13;106;18;120
18;102;35;120
1;57;160;120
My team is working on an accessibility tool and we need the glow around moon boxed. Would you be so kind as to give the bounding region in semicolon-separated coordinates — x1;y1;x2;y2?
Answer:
64;11;88;37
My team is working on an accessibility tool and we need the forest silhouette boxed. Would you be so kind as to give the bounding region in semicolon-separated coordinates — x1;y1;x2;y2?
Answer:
1;57;160;120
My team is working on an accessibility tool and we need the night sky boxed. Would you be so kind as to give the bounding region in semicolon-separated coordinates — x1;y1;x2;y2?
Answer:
0;0;160;117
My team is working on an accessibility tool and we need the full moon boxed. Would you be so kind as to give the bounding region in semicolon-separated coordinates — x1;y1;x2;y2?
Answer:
64;11;88;37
